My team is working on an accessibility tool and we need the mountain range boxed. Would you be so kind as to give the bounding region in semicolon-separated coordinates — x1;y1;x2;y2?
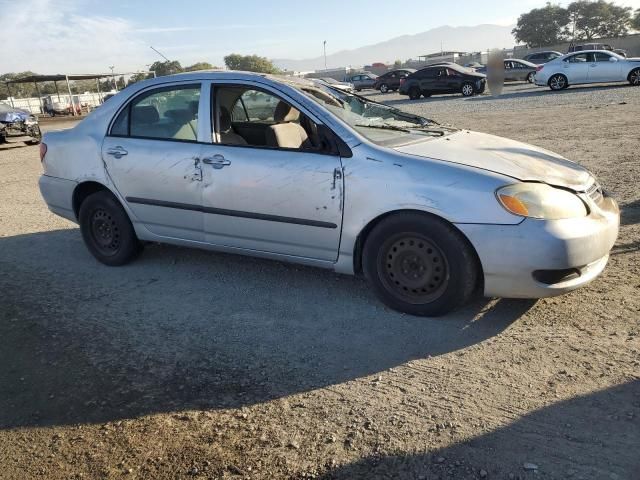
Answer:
274;24;517;72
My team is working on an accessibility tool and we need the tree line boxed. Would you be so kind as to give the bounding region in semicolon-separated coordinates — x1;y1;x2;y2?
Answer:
513;1;640;47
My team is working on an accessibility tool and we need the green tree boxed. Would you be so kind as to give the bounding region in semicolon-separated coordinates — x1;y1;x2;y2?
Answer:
393;59;403;68
184;62;216;72
223;54;280;74
512;3;570;47
566;1;632;40
631;8;640;31
149;60;183;77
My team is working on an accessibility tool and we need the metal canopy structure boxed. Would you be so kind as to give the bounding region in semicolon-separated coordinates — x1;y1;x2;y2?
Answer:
4;71;155;116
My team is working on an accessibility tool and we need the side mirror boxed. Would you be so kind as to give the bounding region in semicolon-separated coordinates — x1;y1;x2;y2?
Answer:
609;57;618;62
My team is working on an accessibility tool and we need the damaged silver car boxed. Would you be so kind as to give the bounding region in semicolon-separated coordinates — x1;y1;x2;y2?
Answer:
38;72;619;316
0;103;42;145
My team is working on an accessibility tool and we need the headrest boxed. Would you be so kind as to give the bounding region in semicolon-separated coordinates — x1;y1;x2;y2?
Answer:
165;109;194;123
274;101;300;123
219;107;232;132
131;105;159;125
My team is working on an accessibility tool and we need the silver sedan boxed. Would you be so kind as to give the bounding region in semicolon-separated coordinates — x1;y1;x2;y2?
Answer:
38;72;619;316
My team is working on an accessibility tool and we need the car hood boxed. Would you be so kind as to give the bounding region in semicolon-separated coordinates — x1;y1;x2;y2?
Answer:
395;130;593;191
0;107;31;123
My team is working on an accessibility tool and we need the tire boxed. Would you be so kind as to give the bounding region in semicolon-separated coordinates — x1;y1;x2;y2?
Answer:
408;87;421;100
629;68;640;86
79;190;143;266
380;83;389;93
362;213;479;317
549;74;568;91
461;82;475;97
527;72;536;84
422;92;432;98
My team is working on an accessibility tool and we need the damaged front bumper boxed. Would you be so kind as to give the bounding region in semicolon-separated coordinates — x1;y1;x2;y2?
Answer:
0;119;42;144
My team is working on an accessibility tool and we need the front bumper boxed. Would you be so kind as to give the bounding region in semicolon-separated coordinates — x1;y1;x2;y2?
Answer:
457;196;619;298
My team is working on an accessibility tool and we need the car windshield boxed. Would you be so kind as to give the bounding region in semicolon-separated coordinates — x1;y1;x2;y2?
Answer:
297;83;456;146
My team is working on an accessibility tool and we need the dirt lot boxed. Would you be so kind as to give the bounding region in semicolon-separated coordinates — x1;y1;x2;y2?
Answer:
1;83;639;480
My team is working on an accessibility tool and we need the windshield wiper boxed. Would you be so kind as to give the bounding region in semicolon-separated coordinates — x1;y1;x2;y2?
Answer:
355;124;411;133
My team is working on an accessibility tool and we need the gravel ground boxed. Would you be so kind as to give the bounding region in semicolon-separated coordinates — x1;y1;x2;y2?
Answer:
1;83;639;480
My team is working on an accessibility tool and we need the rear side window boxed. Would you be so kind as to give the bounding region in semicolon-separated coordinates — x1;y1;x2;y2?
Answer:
110;85;201;142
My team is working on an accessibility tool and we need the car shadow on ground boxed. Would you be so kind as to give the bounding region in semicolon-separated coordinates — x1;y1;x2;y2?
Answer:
620;198;640;226
0;228;535;429
315;380;640;479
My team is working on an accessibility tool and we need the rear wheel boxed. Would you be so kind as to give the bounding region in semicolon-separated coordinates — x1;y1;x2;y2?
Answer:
527;72;536;84
549;74;568;91
629;68;640;86
79;190;143;266
362;213;479;317
380;83;389;93
461;82;475;97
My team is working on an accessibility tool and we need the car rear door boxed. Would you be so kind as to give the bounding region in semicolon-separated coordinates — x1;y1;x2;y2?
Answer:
562;53;590;84
588;52;622;83
102;82;206;241
198;81;344;261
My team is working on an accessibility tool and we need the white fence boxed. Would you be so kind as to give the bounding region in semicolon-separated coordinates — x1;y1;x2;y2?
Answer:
2;92;109;114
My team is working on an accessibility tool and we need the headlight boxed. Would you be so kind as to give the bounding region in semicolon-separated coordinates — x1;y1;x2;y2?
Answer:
496;183;587;220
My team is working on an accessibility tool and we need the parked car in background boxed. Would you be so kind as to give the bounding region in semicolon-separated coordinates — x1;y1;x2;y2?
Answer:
400;64;486;99
345;73;378;91
374;69;416;93
523;51;563;65
0;103;41;145
313;77;354;93
568;43;627;57
38;71;619;317
535;50;640;91
464;62;484;71
476;59;538;83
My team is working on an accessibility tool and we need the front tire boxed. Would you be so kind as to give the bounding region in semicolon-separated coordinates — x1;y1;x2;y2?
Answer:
461;82;475;97
629;68;640;86
408;87;421;100
79;190;143;266
362;213;479;317
549;74;568;91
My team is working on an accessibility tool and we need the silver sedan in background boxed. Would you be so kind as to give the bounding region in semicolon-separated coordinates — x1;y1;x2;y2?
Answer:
38;72;619;316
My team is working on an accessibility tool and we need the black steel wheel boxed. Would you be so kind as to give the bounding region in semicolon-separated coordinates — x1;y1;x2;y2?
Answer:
79;190;142;266
363;213;480;317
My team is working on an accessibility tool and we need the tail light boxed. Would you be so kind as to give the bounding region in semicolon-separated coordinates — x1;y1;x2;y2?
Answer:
39;143;47;162
536;65;544;72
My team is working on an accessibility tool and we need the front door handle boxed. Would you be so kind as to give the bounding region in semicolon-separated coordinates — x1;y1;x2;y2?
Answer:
106;146;128;159
202;155;231;169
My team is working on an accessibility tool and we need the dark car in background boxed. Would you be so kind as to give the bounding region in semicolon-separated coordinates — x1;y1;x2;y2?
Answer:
373;69;416;93
523;51;563;64
568;43;627;57
399;64;486;99
0;103;41;145
345;73;378;91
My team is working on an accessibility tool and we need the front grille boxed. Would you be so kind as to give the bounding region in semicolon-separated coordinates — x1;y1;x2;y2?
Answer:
586;182;604;205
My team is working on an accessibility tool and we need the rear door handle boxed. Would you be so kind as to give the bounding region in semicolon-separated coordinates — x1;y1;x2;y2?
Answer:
106;146;128;159
202;155;231;169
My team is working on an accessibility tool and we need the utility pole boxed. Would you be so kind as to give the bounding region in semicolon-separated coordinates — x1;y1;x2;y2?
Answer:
109;66;117;92
323;40;327;71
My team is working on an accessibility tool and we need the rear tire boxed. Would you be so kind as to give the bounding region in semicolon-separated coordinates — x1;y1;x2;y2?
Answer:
79;190;143;266
527;72;536;84
362;213;479;317
549;74;568;91
629;68;640;86
408;87;421;100
380;83;389;93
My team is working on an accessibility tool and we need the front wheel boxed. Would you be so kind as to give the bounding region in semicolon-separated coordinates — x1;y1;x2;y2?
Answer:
79;190;143;266
629;68;640;86
380;83;389;93
549;74;568;91
363;213;479;317
461;82;475;97
408;87;421;100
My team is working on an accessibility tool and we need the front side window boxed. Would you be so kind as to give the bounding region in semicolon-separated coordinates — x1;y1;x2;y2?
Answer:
111;85;200;141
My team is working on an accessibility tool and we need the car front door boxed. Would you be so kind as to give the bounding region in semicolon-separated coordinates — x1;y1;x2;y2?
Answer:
562;53;590;84
102;82;206;241
198;82;344;261
588;52;622;83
